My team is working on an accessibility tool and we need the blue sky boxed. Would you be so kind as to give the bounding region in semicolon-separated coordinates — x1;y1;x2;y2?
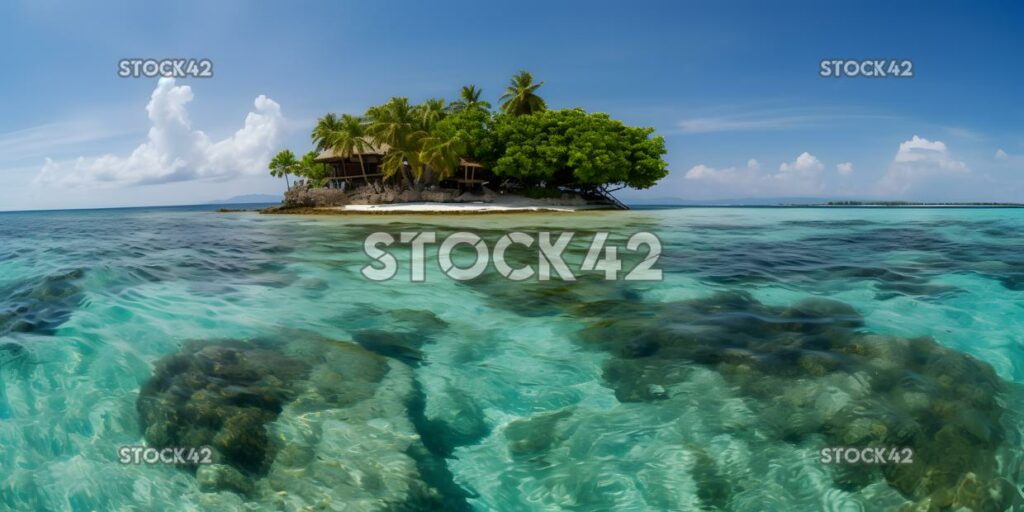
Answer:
0;0;1021;210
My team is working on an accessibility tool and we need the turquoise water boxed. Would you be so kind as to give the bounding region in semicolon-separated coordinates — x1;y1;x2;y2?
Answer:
0;206;1022;511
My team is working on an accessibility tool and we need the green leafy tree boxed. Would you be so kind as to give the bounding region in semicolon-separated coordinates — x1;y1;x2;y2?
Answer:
297;150;330;187
489;109;667;189
268;150;299;190
448;85;491;113
311;75;668;197
499;71;547;116
432;106;495;163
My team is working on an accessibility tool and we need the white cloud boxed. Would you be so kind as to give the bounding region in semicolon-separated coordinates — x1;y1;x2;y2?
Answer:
678;115;814;134
876;135;969;196
684;152;825;197
684;164;720;180
0;121;129;165
836;162;854;176
995;148;1009;160
779;152;823;173
676;108;891;134
944;126;981;140
35;78;284;187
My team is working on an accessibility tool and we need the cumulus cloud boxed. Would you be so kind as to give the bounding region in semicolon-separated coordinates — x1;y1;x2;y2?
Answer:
684;152;825;197
876;135;969;196
836;162;854;175
35;78;284;187
995;149;1009;160
779;152;823;174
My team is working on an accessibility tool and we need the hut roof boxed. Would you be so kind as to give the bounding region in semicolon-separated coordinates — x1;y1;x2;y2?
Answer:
314;143;390;162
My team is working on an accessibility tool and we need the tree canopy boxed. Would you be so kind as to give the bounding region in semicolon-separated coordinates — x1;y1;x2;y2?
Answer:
274;71;668;194
268;149;299;189
488;109;667;189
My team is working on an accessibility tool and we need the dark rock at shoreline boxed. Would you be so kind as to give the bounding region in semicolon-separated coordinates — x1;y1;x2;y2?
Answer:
282;184;348;207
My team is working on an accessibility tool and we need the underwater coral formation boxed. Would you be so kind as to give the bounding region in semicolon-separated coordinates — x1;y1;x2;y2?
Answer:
573;291;1017;511
136;340;310;475
0;268;85;335
136;334;463;510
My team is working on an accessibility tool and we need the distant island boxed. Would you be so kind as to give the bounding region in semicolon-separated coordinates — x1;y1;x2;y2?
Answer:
808;201;1024;208
262;71;668;214
625;198;1024;208
210;194;281;205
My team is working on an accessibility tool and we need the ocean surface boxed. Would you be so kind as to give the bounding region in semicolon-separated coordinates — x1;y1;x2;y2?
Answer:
0;205;1021;511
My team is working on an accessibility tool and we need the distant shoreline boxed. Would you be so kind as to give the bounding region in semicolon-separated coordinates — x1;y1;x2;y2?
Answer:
630;203;1024;209
5;202;1024;215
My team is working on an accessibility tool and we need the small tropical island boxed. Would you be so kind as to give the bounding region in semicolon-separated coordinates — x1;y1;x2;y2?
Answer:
263;71;668;213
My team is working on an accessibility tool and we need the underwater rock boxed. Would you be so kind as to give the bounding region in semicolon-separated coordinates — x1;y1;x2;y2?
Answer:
415;383;490;458
196;464;253;495
0;342;27;367
353;330;426;365
388;308;449;335
574;291;1015;510
461;270;641;318
345;308;449;365
136;340;309;475
690;445;733;510
505;408;575;459
0;268;85;335
138;334;465;511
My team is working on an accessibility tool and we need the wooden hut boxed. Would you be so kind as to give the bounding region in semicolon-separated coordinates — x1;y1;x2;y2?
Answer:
313;144;390;189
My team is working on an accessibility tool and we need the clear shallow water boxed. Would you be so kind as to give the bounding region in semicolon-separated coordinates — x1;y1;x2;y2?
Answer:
0;206;1022;511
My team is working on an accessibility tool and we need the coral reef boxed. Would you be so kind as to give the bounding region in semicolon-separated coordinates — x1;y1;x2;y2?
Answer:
137;333;463;510
136;340;309;475
350;308;449;365
573;291;1016;510
0;268;85;335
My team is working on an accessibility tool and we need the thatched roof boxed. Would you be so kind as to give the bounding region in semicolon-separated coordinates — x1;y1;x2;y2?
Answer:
314;143;390;162
315;145;487;169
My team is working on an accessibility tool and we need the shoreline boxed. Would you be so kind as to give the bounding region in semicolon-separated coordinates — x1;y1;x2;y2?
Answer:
260;200;618;215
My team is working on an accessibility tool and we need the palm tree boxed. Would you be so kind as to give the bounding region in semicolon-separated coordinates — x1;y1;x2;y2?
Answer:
416;98;447;131
311;113;342;152
419;133;466;182
329;114;376;189
366;97;425;189
448;85;491;113
499;71;547;115
269;150;299;190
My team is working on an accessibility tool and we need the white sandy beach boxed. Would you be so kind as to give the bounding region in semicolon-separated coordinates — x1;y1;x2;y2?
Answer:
332;201;610;213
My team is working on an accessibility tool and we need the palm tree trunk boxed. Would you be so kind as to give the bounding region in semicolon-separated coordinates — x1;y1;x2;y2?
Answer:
401;165;415;191
285;173;291;190
420;166;433;192
357;153;376;193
